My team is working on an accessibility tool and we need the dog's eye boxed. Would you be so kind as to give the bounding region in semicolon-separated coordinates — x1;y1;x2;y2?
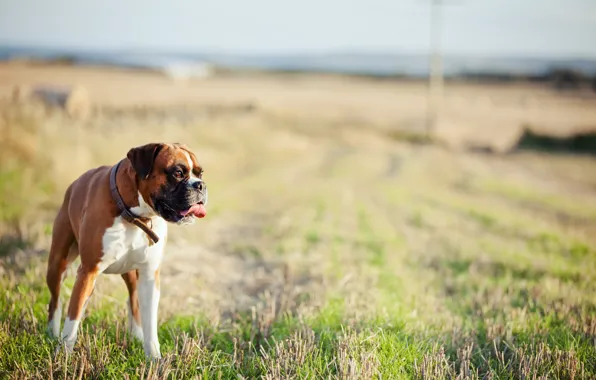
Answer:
174;170;184;179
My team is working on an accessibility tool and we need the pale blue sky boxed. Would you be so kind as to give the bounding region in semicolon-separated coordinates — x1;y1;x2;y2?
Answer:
0;0;595;57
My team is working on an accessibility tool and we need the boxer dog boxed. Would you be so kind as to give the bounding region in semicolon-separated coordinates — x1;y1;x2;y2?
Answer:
45;142;207;359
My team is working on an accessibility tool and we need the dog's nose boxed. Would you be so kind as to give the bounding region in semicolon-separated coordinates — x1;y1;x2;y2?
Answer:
192;180;205;192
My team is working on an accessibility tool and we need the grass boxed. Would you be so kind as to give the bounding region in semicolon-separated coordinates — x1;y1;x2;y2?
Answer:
1;78;596;379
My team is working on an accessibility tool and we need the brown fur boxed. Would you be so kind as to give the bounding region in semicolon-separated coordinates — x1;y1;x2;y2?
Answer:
121;270;142;326
154;268;160;290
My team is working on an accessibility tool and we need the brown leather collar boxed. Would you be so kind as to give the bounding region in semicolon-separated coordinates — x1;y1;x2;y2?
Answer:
110;159;160;245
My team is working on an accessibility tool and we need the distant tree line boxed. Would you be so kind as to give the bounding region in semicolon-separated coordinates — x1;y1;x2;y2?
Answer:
457;67;596;92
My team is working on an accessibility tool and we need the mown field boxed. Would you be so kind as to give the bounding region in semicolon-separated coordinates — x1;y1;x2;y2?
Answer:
1;66;595;379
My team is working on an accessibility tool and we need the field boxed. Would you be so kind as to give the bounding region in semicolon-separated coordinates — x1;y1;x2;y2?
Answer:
1;63;595;379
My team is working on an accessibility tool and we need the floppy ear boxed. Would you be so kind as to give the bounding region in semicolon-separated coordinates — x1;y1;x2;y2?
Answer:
126;143;164;180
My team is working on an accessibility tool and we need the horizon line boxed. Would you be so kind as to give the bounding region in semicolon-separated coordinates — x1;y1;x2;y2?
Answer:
1;42;596;62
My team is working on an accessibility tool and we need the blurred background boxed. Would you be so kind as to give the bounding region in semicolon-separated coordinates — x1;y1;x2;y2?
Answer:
1;0;595;378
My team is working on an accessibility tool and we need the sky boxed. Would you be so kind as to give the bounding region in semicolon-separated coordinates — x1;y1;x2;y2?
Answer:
0;0;595;58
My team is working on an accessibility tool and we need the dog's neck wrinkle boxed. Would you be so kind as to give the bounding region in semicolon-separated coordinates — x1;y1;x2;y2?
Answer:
115;160;141;210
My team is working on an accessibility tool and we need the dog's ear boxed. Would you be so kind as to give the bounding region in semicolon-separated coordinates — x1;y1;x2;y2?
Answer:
127;143;164;180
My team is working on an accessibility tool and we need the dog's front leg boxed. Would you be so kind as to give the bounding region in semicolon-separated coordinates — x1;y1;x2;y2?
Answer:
138;265;161;359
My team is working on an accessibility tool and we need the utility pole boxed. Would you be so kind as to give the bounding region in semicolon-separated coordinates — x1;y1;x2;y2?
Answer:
426;0;444;137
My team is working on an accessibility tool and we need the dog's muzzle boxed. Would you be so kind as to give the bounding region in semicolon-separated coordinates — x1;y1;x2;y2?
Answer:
153;178;208;223
178;179;207;218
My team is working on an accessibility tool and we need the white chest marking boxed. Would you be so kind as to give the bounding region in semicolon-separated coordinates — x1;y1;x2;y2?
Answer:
132;192;157;218
100;214;167;275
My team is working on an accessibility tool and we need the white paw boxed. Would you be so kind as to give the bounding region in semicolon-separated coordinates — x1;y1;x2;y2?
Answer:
47;320;61;339
60;318;79;353
55;339;75;356
130;324;144;341
144;341;161;360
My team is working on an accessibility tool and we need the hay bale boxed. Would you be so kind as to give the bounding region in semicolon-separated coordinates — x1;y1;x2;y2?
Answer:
433;117;525;154
16;85;92;120
11;85;31;103
460;125;525;154
64;86;91;120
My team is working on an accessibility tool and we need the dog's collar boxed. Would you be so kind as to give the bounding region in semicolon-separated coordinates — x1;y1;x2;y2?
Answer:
109;159;160;245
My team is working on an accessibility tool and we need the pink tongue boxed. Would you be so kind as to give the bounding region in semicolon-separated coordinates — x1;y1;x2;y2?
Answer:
180;204;207;218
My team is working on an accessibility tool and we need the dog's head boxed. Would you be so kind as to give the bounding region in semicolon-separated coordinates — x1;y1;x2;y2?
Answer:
127;143;208;224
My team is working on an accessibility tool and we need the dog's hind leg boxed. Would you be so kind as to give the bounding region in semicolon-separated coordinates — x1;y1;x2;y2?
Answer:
61;259;99;352
121;270;144;341
46;205;77;338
